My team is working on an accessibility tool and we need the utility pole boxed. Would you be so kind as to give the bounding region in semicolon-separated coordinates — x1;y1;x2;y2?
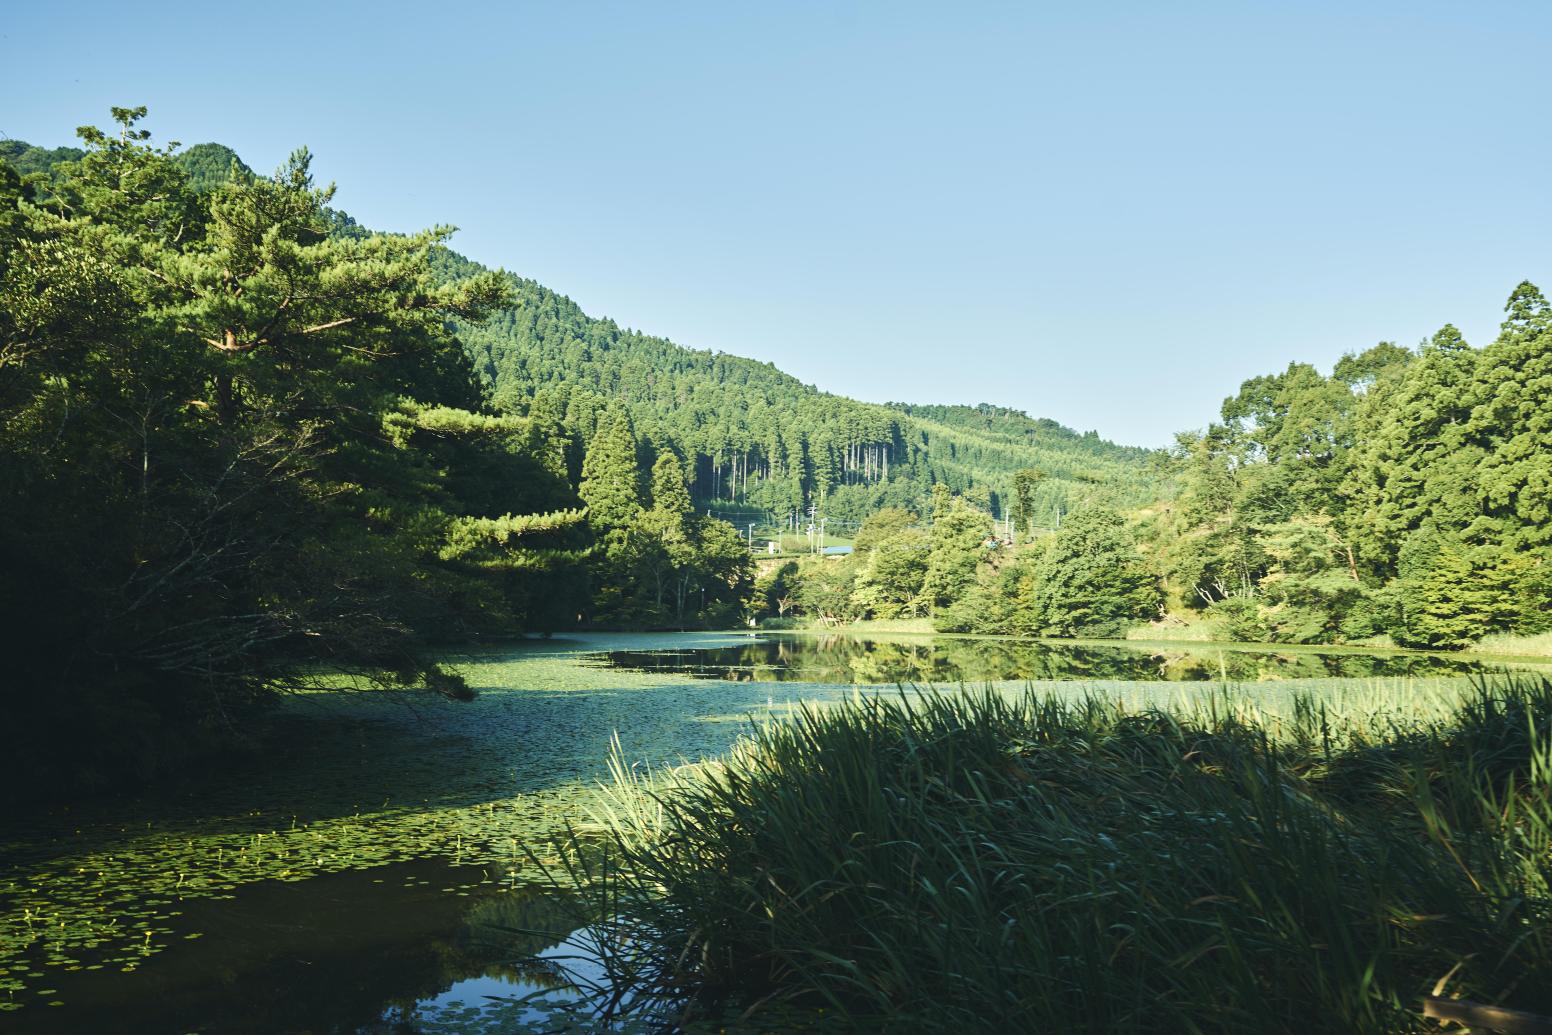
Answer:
819;517;827;554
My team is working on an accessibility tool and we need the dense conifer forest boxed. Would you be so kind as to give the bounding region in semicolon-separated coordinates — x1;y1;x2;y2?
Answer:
443;253;1157;527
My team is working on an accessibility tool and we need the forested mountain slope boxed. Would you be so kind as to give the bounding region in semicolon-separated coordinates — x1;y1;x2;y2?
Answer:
6;133;1157;526
439;252;1158;526
893;403;1156;507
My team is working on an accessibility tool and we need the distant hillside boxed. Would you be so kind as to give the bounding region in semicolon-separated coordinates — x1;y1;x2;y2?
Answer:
0;139;85;177
4;137;1160;526
1;138;248;192
174;142;252;192
444;251;1159;526
892;402;1156;487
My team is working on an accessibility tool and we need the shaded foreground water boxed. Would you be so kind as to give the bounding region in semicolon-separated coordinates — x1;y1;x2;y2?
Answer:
2;632;1542;1032
0;633;847;1033
2;858;587;1033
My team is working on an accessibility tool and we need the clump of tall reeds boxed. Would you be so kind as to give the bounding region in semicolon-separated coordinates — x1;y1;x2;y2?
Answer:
550;679;1552;1033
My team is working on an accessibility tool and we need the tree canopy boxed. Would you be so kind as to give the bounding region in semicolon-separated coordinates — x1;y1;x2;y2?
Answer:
1143;291;1552;649
0;111;586;794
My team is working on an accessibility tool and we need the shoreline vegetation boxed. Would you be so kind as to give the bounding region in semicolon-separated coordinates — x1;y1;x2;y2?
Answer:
548;675;1552;1033
747;618;1552;662
5;111;1549;799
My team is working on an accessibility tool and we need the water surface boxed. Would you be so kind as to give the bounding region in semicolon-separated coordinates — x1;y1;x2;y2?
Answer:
0;633;835;1033
1;631;1528;1032
599;631;1509;684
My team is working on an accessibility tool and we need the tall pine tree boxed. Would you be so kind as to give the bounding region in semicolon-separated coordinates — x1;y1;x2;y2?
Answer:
580;409;644;531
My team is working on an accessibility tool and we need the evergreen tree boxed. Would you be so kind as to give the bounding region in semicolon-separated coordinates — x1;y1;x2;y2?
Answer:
1011;468;1044;538
1392;529;1519;649
580;409;644;531
634;452;697;622
1470;283;1552;559
650;451;693;515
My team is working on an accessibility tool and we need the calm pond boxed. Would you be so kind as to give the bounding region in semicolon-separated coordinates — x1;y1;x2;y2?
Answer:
599;630;1509;683
0;632;1536;1032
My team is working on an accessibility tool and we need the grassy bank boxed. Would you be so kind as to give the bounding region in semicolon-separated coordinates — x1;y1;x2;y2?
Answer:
775;617;937;635
561;677;1552;1033
1472;631;1552;658
1124;614;1222;642
774;617;1552;665
1122;616;1552;660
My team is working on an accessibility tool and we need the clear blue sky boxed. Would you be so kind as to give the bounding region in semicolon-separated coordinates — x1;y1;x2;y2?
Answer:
4;2;1548;446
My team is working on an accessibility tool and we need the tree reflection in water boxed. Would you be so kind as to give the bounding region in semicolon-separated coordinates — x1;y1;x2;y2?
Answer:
602;634;1503;684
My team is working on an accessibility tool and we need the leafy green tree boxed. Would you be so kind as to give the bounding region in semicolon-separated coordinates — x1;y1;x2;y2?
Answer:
851;528;931;619
0;109;597;794
923;498;991;626
1392;529;1517;649
1333;340;1413;390
854;507;918;552
688;517;755;627
1219;362;1354;500
1253;516;1368;643
795;556;863;624
1031;508;1160;637
753;561;802;621
1207;595;1269;643
936;548;1043;636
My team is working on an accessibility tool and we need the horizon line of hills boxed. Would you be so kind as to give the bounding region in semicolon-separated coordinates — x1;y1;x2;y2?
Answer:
2;136;1161;528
